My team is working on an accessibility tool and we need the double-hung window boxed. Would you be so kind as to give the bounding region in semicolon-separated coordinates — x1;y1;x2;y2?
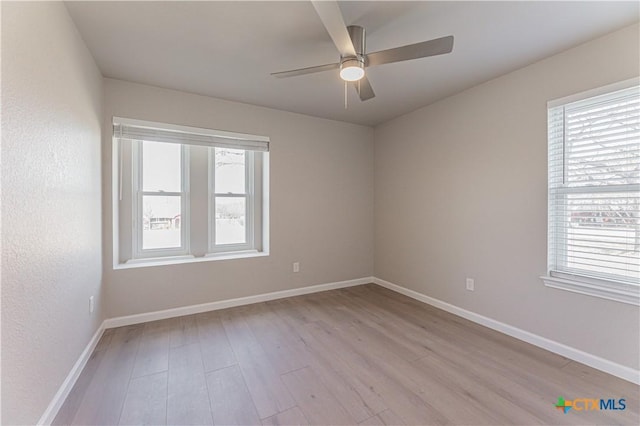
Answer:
544;79;639;305
133;140;189;258
113;118;269;267
210;148;254;251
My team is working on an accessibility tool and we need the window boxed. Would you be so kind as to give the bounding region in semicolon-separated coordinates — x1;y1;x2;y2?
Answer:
210;148;254;251
113;118;269;267
133;141;189;258
544;79;639;305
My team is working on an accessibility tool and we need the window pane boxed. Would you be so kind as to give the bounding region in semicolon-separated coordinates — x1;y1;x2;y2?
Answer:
564;93;640;188
215;197;246;245
215;148;245;194
143;195;181;249
564;191;639;282
143;141;181;192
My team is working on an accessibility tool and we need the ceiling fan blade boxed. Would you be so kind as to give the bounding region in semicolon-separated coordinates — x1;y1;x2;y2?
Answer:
311;0;356;57
271;63;339;78
352;76;375;101
366;35;454;67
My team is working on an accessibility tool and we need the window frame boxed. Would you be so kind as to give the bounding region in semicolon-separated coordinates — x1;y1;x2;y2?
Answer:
131;140;191;260
542;78;640;306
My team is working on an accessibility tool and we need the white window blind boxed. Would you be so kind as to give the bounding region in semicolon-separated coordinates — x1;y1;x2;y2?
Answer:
113;117;270;152
547;83;640;300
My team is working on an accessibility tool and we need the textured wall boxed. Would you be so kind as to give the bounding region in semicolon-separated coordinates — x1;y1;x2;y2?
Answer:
374;24;640;369
1;2;104;424
103;79;374;318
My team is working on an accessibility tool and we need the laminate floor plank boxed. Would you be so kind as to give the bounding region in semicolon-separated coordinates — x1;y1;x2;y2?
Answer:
261;406;309;426
354;286;572;377
314;319;503;425
220;309;296;419
71;325;143;425
332;289;447;359
335;289;572;423
376;409;405;425
242;302;311;374
300;320;448;425
267;295;332;325
59;285;639;426
195;310;237;373
561;360;640;397
300;296;498;423
267;300;388;420
306;349;384;421
358;415;385;425
412;351;545;424
206;364;261;426
169;314;200;348
409;318;624;425
52;347;108;425
317;293;430;362
348;287;639;425
131;319;172;378
358;285;572;368
301;295;357;325
119;371;168;425
291;299;471;424
281;366;357;425
94;328;115;352
359;290;636;424
167;342;213;425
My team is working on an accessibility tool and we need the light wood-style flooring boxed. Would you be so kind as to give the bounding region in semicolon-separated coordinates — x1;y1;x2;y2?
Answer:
54;284;639;425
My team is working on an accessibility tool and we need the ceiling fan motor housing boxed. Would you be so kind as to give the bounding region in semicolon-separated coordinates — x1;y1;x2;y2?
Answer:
341;26;366;82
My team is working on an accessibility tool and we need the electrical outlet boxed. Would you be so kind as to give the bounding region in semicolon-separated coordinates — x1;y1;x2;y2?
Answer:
89;296;95;313
293;262;300;273
466;278;475;291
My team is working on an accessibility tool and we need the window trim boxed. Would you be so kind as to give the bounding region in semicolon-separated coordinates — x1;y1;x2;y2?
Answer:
131;140;191;260
542;77;640;306
541;273;639;306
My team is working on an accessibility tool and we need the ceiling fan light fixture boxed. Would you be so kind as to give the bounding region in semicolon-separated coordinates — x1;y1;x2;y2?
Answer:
339;57;365;82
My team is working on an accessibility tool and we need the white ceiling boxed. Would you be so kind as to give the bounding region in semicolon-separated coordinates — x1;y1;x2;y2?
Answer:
65;1;639;126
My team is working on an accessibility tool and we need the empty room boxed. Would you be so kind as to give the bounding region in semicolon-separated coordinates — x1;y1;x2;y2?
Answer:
2;0;639;425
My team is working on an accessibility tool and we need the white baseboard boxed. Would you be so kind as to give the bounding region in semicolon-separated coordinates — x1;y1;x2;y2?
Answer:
37;322;106;425
373;277;640;385
104;277;374;329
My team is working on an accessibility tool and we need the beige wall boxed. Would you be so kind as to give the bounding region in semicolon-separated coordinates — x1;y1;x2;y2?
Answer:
1;2;104;424
103;79;374;318
374;24;640;370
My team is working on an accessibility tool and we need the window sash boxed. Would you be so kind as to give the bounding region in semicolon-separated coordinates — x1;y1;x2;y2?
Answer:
549;188;639;285
547;82;640;289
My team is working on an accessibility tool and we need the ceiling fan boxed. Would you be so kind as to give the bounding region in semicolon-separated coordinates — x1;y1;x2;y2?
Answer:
271;1;454;102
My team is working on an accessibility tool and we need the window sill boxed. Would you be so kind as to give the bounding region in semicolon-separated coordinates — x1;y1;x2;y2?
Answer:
114;251;269;270
541;274;639;306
